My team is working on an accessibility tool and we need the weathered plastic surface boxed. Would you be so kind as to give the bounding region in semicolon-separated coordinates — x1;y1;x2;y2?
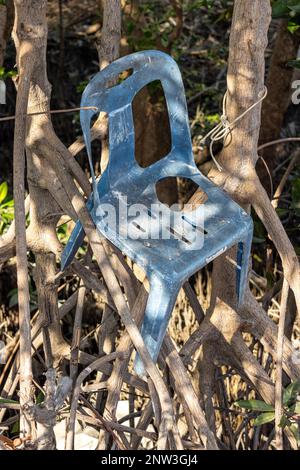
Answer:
61;50;253;376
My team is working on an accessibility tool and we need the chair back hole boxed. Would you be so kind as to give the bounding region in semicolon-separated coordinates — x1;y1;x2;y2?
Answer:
133;80;172;168
156;177;208;212
103;68;134;90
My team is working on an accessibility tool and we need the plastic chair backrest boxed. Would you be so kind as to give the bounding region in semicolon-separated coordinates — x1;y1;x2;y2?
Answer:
80;50;195;197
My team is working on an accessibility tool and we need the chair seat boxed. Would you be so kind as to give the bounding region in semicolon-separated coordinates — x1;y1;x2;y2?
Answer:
88;163;252;285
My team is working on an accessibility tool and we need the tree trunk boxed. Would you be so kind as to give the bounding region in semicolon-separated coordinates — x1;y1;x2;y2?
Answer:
259;20;300;188
12;0;38;439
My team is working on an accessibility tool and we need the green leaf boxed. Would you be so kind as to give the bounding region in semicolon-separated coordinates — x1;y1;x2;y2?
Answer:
76;80;88;94
272;0;300;17
0;65;16;80
254;412;275;426
0;397;18;404
36;391;45;405
11;421;19;435
272;0;290;18
292;178;300;209
235;400;274;412
288;20;300;32
279;415;291;428
283;380;300;405
290;424;300;443
0;181;8;204
289;401;300;414
288;59;300;68
1;199;14;208
288;0;300;14
8;288;18;308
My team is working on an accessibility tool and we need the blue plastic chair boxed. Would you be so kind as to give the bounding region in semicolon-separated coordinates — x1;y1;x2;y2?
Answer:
61;51;253;376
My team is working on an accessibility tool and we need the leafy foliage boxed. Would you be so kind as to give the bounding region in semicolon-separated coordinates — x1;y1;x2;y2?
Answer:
288;59;300;68
236;400;274;412
236;380;300;444
292;178;300;213
273;0;300;18
0;66;17;81
272;0;300;32
0;397;18;405
0;182;14;235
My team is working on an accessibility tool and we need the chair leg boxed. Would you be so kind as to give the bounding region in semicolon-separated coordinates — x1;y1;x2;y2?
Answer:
236;229;253;307
61;221;85;270
61;197;95;270
134;274;180;377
